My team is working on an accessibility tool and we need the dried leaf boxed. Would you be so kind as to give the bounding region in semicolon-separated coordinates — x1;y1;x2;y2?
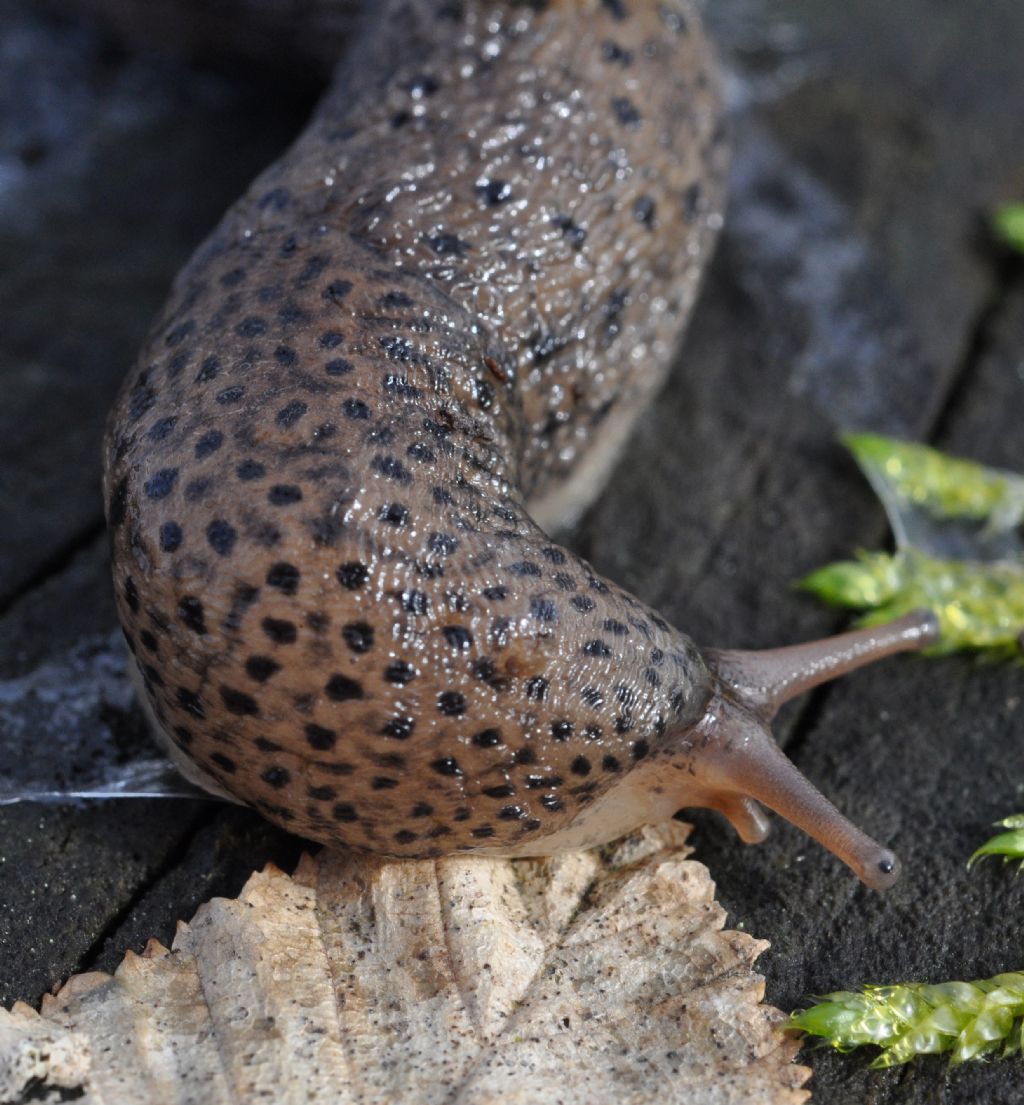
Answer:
0;824;808;1104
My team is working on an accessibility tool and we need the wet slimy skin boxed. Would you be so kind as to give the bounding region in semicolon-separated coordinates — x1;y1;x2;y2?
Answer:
103;0;937;889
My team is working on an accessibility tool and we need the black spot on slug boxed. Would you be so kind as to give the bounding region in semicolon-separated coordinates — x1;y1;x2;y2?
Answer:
438;691;466;717
144;468;178;500
245;656;280;683
633;195;656;227
337;562;369;590
611;97;642;128
476;179;512;205
159;521;183;552
602;40;633;65
221;685;259;716
325;674;363;702
276;399;307;427
552;213;586;250
602;0;627;19
237;459;266;481
384;660;416;686
382;716;415;740
268;484;303;506
178;596;207;635
266;562;300;595
177;688;205;719
206;520;237;556
262;617;297;645
324;279;353;304
342;622;374;652
306;724;337;751
428;233;469;257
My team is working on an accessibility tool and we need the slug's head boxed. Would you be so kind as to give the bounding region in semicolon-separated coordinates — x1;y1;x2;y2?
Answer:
672;611;938;890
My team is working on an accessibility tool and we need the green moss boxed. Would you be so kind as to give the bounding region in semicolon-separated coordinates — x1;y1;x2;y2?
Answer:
800;552;899;610
803;436;1024;656
793;342;1024;1075
968;815;1024;870
801;549;1024;656
843;433;1023;523
993;203;1024;254
790;973;1024;1066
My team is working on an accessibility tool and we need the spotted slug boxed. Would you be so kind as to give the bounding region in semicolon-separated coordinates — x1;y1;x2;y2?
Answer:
102;0;937;890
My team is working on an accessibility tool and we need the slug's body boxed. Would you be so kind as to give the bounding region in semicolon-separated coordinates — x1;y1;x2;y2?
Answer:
104;0;936;888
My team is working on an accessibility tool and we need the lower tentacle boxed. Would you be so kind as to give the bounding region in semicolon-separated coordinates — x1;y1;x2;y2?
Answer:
689;692;900;889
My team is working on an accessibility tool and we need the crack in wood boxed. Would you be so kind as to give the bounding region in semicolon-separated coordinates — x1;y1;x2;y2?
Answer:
76;807;218;977
0;517;106;621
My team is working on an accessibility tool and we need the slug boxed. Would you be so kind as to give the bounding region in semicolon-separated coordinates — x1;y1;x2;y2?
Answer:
102;0;937;890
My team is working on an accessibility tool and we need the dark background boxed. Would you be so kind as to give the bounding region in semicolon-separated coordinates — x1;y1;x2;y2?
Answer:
2;1;1024;1101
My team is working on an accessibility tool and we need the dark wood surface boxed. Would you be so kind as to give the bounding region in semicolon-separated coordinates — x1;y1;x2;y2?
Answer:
2;2;1024;1102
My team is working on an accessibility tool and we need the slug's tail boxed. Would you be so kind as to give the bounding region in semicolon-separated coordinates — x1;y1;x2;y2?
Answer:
694;610;938;890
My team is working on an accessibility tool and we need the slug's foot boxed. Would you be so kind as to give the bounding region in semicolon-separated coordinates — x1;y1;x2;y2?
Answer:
692;611;938;890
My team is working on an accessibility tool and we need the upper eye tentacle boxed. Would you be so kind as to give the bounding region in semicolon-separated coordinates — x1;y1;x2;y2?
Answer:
703;609;938;720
